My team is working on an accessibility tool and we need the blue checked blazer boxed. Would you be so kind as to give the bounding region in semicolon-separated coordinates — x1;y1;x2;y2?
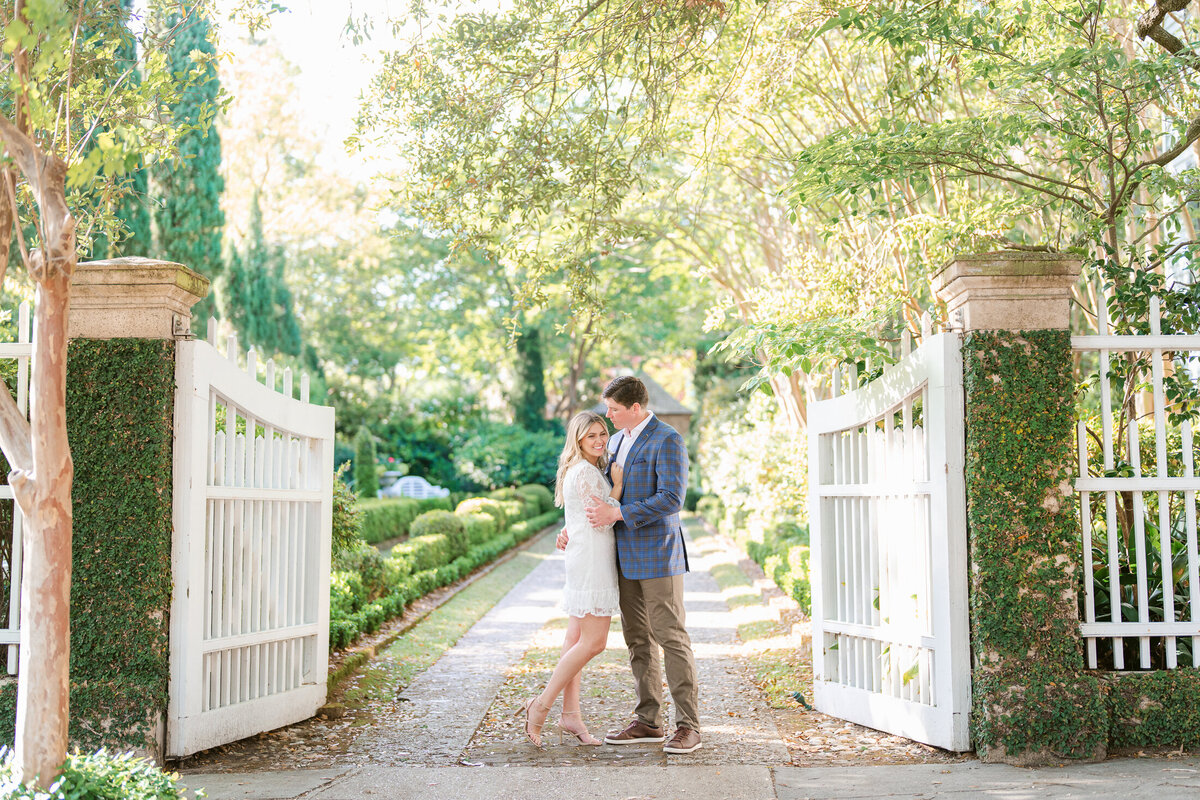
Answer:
605;415;689;580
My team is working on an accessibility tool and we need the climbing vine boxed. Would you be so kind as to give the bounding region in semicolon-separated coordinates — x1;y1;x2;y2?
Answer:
0;340;175;753
963;329;1107;761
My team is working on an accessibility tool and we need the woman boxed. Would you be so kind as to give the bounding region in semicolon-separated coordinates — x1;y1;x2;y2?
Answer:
519;411;623;747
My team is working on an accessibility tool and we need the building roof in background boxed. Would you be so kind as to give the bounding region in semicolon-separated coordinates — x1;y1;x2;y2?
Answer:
591;371;693;416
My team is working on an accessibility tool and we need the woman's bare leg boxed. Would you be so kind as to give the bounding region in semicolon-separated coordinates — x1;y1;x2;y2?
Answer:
529;615;611;730
561;617;583;717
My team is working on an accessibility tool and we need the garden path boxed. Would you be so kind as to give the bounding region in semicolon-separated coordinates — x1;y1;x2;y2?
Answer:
177;520;956;778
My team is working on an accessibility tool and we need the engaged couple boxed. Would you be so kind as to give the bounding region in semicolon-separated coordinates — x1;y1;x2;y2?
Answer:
518;375;702;755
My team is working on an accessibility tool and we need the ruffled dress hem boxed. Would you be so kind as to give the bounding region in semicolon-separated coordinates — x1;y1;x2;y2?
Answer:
560;586;621;618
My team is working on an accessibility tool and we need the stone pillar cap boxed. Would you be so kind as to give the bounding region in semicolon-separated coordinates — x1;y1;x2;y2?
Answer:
70;257;210;340
931;250;1082;332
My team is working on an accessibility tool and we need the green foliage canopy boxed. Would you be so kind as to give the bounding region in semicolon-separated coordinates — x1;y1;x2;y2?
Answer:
793;0;1200;262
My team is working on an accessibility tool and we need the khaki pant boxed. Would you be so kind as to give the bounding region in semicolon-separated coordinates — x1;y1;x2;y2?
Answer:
617;572;699;732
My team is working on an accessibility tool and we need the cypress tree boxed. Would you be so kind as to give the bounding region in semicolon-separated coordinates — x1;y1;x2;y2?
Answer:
354;427;379;498
513;325;549;431
154;5;224;323
222;191;303;357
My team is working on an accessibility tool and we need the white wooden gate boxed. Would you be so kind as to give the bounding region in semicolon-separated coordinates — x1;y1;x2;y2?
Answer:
168;330;334;758
0;303;29;676
806;332;971;751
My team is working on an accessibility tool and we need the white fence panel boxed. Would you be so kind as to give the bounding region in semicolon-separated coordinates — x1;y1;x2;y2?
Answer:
0;303;30;676
1074;294;1200;670
168;333;334;758
807;332;970;751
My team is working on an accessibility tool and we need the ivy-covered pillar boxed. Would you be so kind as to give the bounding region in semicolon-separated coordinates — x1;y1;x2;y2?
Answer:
932;252;1107;765
58;258;206;761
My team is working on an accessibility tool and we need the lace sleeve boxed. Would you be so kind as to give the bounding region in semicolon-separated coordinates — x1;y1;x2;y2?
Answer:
570;464;620;509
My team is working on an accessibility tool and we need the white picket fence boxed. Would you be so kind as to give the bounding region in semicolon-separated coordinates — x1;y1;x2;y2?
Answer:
0;303;30;677
807;330;971;751
1074;293;1200;670
167;321;334;758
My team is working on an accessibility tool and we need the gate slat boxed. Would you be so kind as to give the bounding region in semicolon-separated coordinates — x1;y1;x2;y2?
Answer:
1185;422;1199;666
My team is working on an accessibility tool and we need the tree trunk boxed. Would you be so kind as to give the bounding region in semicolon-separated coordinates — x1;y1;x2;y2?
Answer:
13;273;74;788
769;372;807;433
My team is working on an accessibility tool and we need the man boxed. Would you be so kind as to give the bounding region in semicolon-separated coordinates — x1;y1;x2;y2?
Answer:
558;375;701;754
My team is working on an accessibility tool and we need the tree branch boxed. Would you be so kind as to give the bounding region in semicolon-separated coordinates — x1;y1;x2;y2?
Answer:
0;114;75;281
0;382;32;478
1137;0;1192;53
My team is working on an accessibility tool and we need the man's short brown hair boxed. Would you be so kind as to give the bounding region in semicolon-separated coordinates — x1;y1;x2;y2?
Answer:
602;375;648;408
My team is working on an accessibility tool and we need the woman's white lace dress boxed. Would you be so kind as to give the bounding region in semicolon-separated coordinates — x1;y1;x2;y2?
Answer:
561;461;621;617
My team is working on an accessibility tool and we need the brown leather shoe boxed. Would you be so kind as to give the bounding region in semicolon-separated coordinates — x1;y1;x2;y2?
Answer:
663;726;702;754
604;720;666;744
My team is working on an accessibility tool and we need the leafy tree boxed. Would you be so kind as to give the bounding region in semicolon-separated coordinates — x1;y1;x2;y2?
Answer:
453;423;561;490
792;0;1200;268
354;0;893;431
154;4;225;325
357;0;1200;436
354;426;379;498
0;0;278;787
354;0;726;312
89;0;152;259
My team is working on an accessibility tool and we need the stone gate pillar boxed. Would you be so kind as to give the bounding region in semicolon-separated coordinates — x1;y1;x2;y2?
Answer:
932;252;1107;764
61;258;206;762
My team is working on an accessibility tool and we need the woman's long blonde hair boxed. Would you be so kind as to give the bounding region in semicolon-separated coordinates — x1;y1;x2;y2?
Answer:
554;411;609;508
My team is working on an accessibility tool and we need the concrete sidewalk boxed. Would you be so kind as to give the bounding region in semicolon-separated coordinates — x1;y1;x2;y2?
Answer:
181;757;1200;800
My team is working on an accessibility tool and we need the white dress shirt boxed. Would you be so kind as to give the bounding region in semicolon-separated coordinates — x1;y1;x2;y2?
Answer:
611;411;654;468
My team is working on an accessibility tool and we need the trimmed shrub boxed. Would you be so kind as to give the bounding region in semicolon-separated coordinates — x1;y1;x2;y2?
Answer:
684;488;701;512
455;497;508;532
394;533;453;573
510;509;563;542
328;497;565;652
334;541;412;591
487;496;525;524
410;510;468;558
747;521;811;614
356;496;455;546
490;488;536;521
358;498;422;544
460;512;497;546
517;483;554;515
0;747;189;799
414;496;454;513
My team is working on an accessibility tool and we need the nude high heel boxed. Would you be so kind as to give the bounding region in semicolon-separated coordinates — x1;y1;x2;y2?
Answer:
516;696;552;748
558;710;602;746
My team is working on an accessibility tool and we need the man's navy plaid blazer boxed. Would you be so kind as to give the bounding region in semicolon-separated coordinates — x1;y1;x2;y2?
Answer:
606;415;689;580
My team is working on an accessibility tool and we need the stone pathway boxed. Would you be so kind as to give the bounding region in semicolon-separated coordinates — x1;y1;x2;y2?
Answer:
341;535;566;765
463;519;789;766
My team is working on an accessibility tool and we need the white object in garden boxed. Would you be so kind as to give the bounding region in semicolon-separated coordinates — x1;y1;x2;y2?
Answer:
382;474;450;499
167;325;335;758
807;331;971;752
1073;292;1200;671
0;302;31;676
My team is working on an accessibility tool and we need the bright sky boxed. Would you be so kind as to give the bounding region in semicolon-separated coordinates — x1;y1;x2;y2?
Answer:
253;1;405;158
